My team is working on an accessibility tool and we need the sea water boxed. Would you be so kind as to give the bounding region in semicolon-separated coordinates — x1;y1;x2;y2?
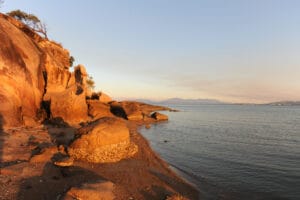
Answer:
140;104;300;199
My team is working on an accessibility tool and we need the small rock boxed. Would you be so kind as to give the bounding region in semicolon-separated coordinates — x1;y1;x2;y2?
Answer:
54;157;74;167
145;124;151;129
64;181;115;200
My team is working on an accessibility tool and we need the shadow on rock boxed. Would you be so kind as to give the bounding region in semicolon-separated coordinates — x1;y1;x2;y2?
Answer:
140;185;172;200
43;117;77;147
17;162;107;200
17;117;104;199
109;102;127;119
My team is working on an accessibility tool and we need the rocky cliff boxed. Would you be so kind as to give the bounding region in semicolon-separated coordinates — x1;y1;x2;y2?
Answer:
0;13;89;128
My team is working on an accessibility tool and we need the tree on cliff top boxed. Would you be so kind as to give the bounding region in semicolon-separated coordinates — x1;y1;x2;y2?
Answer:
7;9;48;39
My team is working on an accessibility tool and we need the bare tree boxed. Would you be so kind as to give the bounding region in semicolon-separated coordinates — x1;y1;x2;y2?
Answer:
7;9;48;38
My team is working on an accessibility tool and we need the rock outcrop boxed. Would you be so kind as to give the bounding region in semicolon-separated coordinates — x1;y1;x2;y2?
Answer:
151;112;168;121
0;14;45;128
98;92;112;103
68;117;138;163
110;101;144;120
0;13;89;127
109;101;170;121
87;100;114;120
43;57;89;124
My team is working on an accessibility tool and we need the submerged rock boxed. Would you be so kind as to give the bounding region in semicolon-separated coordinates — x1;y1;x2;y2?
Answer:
68;117;137;163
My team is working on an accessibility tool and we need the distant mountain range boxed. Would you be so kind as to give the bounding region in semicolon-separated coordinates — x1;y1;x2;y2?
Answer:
133;98;226;105
158;98;225;105
131;98;300;106
265;101;300;106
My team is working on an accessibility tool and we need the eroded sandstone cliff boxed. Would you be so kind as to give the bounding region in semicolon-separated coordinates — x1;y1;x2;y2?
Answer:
0;13;89;127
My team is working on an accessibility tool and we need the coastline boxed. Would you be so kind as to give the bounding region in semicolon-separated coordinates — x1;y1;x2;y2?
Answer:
0;13;197;199
0;114;199;200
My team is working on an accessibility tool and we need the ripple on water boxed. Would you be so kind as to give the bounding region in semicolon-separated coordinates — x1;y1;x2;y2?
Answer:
141;104;300;200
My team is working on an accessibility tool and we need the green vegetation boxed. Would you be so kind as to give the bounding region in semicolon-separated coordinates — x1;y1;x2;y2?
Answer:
86;75;95;90
69;56;75;67
7;9;48;38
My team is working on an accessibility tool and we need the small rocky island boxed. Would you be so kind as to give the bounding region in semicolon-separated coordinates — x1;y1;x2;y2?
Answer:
0;13;198;199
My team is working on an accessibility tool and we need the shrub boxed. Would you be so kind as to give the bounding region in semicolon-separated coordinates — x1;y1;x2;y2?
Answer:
86;75;95;90
69;56;75;67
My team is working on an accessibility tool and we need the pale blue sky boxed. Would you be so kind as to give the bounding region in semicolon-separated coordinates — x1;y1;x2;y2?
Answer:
2;0;300;103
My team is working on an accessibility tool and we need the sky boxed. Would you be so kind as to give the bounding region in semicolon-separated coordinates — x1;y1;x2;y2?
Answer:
2;0;300;103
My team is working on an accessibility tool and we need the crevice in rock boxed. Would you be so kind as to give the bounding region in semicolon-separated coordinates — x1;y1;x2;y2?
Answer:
41;100;51;119
36;51;50;122
66;72;72;89
42;70;47;95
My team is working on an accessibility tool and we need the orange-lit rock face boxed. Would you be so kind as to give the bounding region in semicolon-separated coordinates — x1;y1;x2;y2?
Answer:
0;15;45;128
46;65;89;124
99;92;112;104
151;112;168;121
87;100;114;120
50;85;88;124
0;13;90;127
69;117;137;163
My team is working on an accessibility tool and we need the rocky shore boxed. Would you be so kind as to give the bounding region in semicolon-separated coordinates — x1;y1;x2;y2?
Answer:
0;12;198;199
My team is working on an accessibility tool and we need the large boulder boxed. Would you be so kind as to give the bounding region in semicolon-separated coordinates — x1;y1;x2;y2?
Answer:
87;100;114;120
50;85;88;124
68;117;137;163
46;64;89;124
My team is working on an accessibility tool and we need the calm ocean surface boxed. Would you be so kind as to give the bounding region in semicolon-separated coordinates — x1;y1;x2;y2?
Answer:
140;104;300;200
